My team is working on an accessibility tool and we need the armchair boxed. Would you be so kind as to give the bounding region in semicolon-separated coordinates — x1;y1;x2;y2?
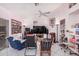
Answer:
7;37;26;50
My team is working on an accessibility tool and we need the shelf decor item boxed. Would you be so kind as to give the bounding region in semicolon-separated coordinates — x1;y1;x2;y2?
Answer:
11;19;22;34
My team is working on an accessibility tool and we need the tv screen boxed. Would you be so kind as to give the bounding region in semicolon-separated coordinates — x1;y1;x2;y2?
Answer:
31;26;48;34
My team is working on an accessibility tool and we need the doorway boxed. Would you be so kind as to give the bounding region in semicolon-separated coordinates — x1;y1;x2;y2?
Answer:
50;32;56;43
60;19;65;43
0;18;9;50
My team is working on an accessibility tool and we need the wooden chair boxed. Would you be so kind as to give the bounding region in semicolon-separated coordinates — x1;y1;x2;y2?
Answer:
40;39;52;56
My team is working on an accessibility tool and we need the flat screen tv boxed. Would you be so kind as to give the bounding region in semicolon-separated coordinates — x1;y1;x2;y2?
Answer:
31;26;48;34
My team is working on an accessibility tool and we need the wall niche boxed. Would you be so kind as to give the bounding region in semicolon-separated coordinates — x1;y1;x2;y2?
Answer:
11;19;22;34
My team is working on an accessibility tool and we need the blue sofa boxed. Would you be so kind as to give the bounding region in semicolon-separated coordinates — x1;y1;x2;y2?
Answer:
7;37;26;50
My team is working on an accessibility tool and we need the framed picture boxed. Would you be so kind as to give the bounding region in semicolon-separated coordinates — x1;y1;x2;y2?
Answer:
49;18;55;27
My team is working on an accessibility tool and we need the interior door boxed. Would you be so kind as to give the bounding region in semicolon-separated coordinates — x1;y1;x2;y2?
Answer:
0;18;9;50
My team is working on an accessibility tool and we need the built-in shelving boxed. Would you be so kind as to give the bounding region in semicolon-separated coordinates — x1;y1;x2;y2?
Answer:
11;19;22;34
0;26;6;49
0;26;6;37
60;19;65;42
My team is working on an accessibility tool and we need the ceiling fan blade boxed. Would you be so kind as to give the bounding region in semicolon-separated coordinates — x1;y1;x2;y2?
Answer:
38;10;43;17
44;12;50;14
38;10;42;14
39;10;50;14
42;13;48;17
38;14;41;17
38;10;49;17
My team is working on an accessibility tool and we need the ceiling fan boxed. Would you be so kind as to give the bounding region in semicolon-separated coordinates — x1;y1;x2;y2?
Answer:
38;10;51;17
38;10;55;28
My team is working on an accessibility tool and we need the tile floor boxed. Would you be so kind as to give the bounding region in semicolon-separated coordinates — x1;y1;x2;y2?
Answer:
0;43;76;56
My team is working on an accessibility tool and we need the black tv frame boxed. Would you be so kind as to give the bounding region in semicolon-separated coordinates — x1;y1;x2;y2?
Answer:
31;26;48;34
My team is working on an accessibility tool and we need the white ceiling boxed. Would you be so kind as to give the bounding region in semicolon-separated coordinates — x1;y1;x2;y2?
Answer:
0;3;62;20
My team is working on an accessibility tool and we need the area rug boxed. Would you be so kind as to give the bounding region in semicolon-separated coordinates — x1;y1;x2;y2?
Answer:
24;47;37;56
